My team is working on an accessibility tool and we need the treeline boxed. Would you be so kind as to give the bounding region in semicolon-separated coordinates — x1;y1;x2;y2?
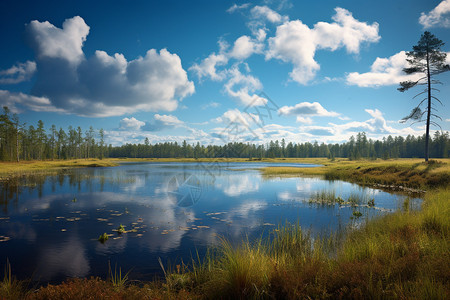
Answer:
0;107;107;161
109;132;449;160
1;107;449;162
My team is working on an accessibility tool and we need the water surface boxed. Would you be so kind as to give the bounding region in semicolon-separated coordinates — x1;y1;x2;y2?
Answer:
0;162;421;283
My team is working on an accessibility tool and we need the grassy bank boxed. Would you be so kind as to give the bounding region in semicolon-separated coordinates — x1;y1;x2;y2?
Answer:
0;159;119;181
0;158;449;299
262;158;450;190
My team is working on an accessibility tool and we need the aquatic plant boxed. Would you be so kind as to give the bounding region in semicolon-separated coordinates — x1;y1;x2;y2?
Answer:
352;210;363;218
368;198;375;207
98;233;109;243
117;224;125;234
0;259;27;299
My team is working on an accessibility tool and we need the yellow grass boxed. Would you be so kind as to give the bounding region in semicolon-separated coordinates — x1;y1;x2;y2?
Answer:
261;158;450;189
0;159;119;180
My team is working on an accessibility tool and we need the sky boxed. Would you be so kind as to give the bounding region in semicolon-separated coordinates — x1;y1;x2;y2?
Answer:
0;0;449;146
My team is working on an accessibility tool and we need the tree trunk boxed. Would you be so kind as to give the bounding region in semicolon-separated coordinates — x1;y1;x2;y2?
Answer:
425;47;431;162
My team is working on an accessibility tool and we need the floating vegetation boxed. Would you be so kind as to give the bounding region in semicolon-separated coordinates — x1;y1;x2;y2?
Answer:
98;233;109;243
307;190;376;208
72;197;77;203
117;224;125;234
352;211;363;218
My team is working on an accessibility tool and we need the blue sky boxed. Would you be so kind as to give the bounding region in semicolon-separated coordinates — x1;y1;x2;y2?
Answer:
1;0;449;146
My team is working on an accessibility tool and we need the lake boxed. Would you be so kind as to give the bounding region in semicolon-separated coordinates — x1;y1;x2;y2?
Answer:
0;162;421;283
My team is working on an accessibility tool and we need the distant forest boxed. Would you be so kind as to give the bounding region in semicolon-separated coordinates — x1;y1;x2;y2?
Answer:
0;107;449;161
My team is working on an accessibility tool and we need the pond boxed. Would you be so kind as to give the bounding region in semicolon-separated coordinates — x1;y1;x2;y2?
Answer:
0;162;421;283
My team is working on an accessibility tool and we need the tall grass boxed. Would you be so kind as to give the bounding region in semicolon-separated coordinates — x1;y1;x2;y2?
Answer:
157;188;450;299
0;259;28;299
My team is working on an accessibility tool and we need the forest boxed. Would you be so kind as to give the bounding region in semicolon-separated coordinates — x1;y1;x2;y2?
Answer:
1;107;449;161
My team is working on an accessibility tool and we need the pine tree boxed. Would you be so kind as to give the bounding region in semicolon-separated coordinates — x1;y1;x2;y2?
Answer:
398;31;449;161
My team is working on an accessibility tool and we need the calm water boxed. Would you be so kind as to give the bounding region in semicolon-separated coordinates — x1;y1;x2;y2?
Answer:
0;162;421;283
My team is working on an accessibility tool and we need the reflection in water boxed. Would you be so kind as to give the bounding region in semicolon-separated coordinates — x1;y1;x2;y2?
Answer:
0;162;421;283
36;235;90;280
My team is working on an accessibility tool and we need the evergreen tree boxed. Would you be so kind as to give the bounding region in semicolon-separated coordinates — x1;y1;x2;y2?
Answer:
398;31;449;161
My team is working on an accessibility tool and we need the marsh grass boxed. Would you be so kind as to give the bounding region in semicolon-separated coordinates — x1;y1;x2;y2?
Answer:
307;190;375;209
156;188;449;299
108;261;130;290
262;158;450;190
0;259;29;300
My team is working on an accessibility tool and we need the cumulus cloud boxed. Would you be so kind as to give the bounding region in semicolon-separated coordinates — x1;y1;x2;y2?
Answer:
267;7;380;84
189;53;228;81
142;114;184;131
22;16;194;117
213;108;260;127
26;16;90;64
224;65;268;106
250;5;288;23
190;34;263;81
0;61;37;84
419;0;450;28
346;51;450;87
0;90;65;113
278;101;339;123
119;117;145;131
229;35;264;60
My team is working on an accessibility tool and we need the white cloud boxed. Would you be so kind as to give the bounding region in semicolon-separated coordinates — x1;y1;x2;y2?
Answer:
278;101;339;122
23;16;194;117
190;34;263;81
26;16;90;64
419;0;450;28
229;35;264;60
143;114;185;131
189;53;228;81
0;90;65;113
346;51;422;87
213;108;260;127
267;7;380;84
298;108;423;142
330;109;402;134
250;5;288;23
0;61;37;84
119;117;145;131
154;114;184;126
224;65;267;106
227;3;251;13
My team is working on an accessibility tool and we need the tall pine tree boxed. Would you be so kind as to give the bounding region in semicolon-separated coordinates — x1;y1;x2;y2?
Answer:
398;31;449;161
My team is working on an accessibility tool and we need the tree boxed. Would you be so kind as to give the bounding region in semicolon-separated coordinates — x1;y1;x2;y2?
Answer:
398;31;449;161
